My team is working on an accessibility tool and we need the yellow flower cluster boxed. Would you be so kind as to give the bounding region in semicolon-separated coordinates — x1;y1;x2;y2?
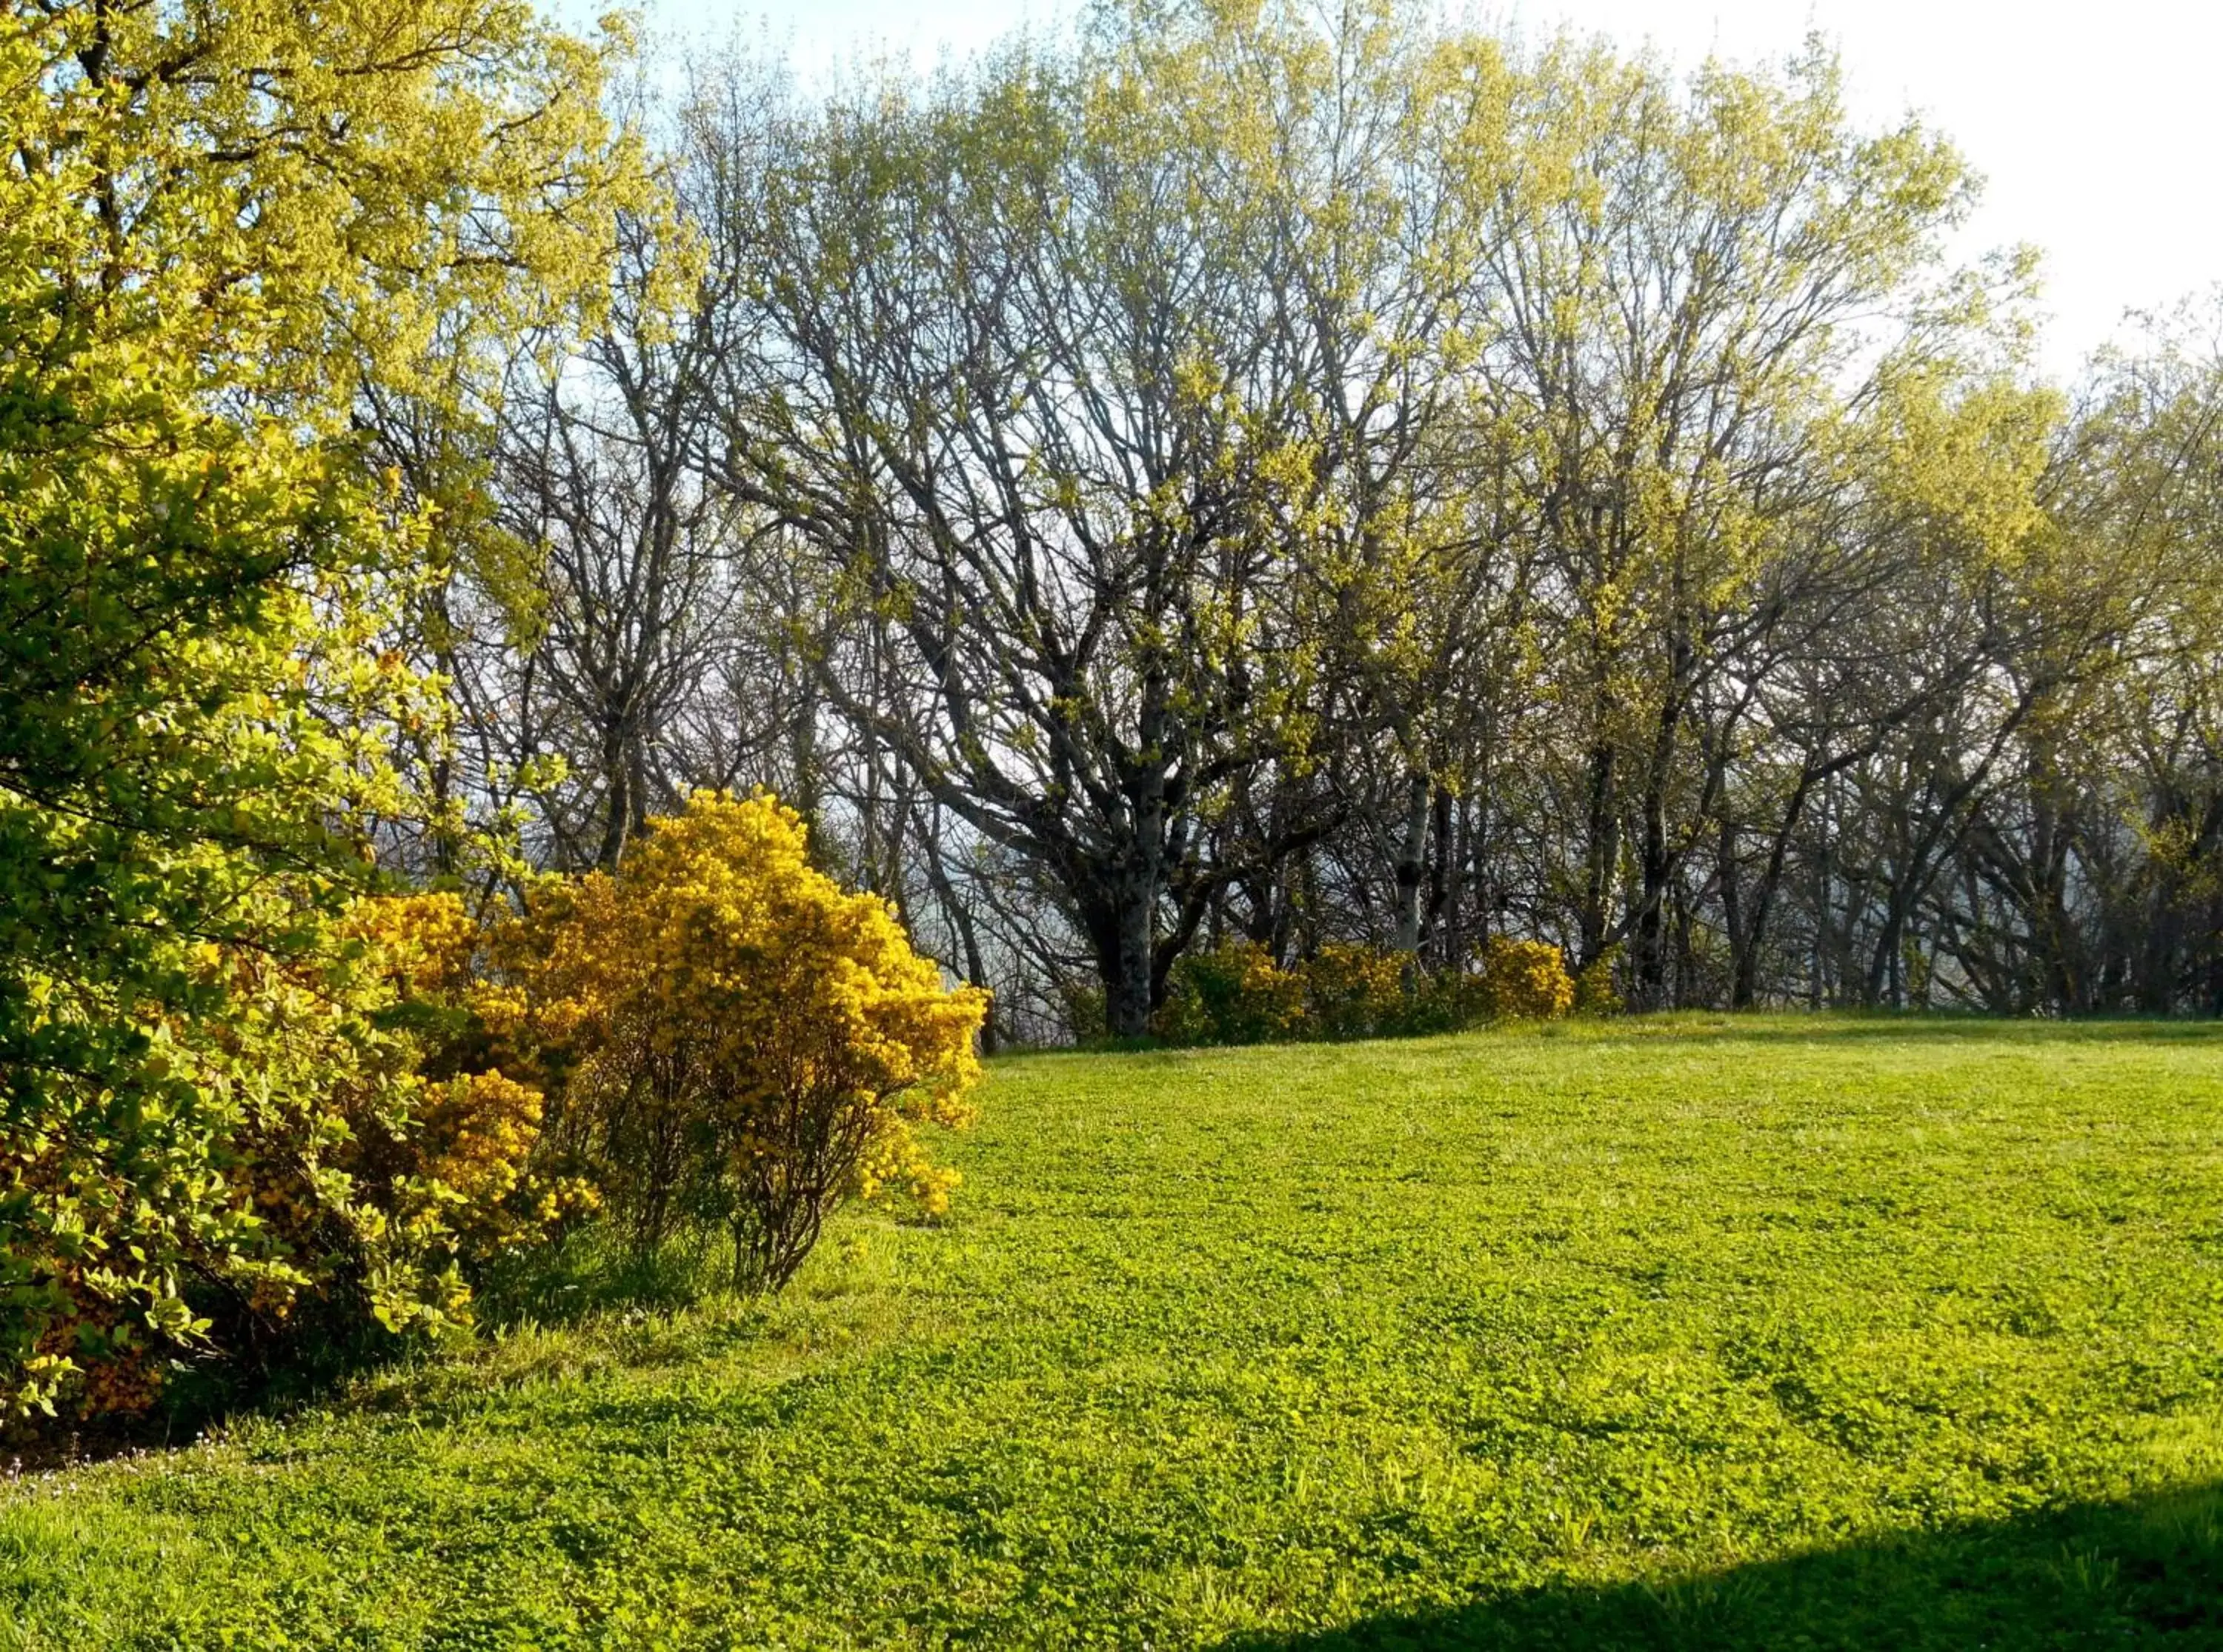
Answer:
345;891;481;1000
336;893;591;1265
417;1072;568;1247
855;1122;963;1218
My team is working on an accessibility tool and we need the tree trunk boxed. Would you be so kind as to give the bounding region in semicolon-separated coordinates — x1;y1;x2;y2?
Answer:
1391;770;1431;956
1100;868;1157;1039
1578;741;1618;968
596;724;635;870
1731;770;1821;1010
1632;785;1672;1009
1089;765;1169;1039
1426;782;1455;969
1629;679;1690;1010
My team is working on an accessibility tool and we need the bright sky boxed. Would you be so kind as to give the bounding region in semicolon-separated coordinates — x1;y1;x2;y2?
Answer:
591;0;2222;382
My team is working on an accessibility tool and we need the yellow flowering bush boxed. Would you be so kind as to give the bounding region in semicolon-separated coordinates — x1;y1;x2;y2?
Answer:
522;793;987;1291
1303;943;1410;1041
0;0;646;1428
1155;942;1310;1045
335;893;597;1263
1155;935;1577;1047
1478;936;1577;1022
1572;943;1625;1016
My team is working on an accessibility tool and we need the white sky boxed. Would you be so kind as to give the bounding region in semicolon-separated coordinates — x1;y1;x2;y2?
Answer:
592;0;2222;382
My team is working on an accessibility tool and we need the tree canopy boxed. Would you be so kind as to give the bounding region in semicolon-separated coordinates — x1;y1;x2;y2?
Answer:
0;0;646;1416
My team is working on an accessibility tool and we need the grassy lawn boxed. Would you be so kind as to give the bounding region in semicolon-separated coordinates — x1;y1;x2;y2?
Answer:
4;1016;2222;1648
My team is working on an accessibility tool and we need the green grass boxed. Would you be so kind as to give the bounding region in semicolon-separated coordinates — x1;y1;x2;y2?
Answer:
6;1015;2223;1648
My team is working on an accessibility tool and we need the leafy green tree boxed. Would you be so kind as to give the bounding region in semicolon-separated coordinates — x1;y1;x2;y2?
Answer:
0;0;645;1418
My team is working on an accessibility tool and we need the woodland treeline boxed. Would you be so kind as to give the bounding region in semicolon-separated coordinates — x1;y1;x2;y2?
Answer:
7;0;2220;1422
399;7;2223;1039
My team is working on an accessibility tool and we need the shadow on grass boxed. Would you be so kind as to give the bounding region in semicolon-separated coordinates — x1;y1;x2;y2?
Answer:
1220;1483;2223;1650
465;1225;720;1332
62;1227;727;1462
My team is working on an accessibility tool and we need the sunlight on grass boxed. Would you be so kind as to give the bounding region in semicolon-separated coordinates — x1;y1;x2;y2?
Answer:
3;1016;2219;1648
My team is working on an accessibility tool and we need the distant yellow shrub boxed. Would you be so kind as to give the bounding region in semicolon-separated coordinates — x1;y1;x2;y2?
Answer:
1479;936;1576;1021
1572;942;1624;1016
1155;942;1309;1045
1303;942;1408;1040
1158;934;1575;1045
